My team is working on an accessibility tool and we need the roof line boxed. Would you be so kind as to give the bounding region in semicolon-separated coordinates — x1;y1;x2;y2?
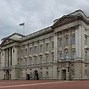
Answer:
1;32;25;41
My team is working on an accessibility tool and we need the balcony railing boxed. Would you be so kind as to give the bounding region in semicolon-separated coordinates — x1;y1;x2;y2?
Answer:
1;62;53;70
2;65;14;70
14;62;53;68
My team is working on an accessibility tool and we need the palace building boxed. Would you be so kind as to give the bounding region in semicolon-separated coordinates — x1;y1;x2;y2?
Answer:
0;10;89;80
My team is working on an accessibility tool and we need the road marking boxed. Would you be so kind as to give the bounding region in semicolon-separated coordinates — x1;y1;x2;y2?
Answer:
0;81;73;89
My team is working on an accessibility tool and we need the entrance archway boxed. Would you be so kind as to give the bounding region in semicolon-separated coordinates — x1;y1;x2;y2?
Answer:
6;70;9;80
61;69;66;80
34;70;39;80
26;74;30;80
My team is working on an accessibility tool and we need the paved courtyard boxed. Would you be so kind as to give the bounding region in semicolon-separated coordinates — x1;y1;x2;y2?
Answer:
0;80;88;89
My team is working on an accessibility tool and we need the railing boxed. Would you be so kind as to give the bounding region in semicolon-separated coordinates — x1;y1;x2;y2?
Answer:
14;62;53;68
1;62;53;69
2;65;14;70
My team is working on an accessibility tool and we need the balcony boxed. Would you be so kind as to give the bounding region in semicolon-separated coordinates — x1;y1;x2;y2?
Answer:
2;65;14;70
57;57;74;63
15;62;53;69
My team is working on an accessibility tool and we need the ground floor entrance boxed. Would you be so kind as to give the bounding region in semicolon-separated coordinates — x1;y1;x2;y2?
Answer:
4;70;11;80
26;74;30;80
34;70;39;80
61;69;66;80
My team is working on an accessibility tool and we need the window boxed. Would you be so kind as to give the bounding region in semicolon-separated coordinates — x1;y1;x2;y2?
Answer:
45;55;48;63
20;50;22;57
23;48;25;56
25;59;27;65
65;36;69;46
52;53;54;62
72;48;76;59
25;68;27;71
40;56;42;64
20;58;23;65
40;68;42;70
46;43;48;51
85;50;87;60
59;51;62;59
29;57;32;64
21;49;24;57
85;64;87;67
85;35;87;45
34;46;37;54
40;45;42;53
64;49;68;59
29;47;32;55
46;67;48;69
71;34;75;44
52;41;54;49
34;57;37;64
58;38;62;47
25;48;27;56
66;37;68;45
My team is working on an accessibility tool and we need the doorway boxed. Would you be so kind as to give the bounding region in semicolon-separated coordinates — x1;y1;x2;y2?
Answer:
5;70;9;80
26;74;30;80
61;70;66;80
34;70;39;80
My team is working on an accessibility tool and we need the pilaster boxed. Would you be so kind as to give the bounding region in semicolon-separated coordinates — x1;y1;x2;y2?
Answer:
54;33;58;62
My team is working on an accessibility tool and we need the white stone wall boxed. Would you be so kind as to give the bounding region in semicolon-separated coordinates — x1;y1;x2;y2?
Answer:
1;15;89;80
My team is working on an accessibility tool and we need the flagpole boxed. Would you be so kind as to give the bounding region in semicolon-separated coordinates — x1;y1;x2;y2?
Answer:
19;23;25;35
23;23;25;35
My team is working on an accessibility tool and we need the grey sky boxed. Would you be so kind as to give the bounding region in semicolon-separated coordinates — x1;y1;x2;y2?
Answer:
0;0;89;39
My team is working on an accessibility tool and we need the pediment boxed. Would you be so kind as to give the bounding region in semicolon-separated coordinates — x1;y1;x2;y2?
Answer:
1;38;15;46
9;33;24;40
52;15;77;28
52;10;88;29
2;33;25;41
1;33;25;46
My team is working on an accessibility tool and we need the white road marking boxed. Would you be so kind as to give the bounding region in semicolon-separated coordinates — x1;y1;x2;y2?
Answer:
0;81;73;89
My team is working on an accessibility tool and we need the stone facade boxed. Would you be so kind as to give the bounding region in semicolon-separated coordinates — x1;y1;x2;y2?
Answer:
0;10;89;80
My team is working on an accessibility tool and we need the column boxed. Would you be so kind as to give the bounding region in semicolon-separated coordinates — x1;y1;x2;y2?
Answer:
12;46;18;66
1;49;6;67
9;47;12;66
75;25;82;59
69;29;72;59
53;33;58;79
54;33;58;62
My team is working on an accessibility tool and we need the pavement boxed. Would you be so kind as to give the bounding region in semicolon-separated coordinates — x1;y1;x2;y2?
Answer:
0;80;88;89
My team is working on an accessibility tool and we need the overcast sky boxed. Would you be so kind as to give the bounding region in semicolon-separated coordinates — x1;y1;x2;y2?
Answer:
0;0;89;40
